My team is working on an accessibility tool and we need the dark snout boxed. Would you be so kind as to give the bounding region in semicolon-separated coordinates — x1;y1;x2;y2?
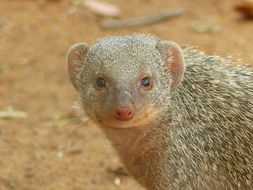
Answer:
112;89;135;121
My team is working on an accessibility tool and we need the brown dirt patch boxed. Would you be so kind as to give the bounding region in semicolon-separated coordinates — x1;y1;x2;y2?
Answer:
0;0;252;189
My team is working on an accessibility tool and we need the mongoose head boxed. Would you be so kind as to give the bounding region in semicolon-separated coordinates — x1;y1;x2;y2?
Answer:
67;34;184;129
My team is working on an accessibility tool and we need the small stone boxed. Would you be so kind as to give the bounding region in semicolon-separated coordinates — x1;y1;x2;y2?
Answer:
114;177;121;186
57;151;64;158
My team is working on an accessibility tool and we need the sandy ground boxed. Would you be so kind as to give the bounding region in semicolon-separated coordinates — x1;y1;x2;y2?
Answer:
0;0;252;189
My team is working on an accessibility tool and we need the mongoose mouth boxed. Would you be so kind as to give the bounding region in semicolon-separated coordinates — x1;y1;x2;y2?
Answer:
94;108;160;129
95;113;139;129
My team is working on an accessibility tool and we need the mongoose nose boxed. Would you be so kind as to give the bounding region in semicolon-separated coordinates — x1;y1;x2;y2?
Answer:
113;106;135;121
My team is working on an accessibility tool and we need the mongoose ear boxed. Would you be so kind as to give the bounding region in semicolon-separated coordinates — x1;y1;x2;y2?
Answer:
156;40;185;88
67;42;89;90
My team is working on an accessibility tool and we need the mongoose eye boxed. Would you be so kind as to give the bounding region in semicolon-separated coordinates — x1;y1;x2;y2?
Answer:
96;77;106;89
140;77;152;90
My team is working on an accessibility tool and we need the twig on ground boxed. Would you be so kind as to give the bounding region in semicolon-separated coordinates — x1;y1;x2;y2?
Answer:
101;7;183;29
0;110;27;119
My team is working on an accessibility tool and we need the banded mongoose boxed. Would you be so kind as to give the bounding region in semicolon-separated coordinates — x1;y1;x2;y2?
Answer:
67;34;253;190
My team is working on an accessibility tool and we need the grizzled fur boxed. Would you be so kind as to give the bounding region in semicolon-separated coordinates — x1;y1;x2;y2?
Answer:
67;34;253;190
78;35;171;119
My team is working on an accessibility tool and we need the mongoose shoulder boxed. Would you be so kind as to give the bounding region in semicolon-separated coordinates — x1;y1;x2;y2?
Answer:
67;34;253;190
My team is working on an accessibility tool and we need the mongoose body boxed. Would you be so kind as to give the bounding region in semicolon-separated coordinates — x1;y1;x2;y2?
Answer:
67;34;253;190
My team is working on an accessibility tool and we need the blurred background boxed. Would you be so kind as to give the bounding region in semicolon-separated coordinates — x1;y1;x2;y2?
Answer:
0;0;252;189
